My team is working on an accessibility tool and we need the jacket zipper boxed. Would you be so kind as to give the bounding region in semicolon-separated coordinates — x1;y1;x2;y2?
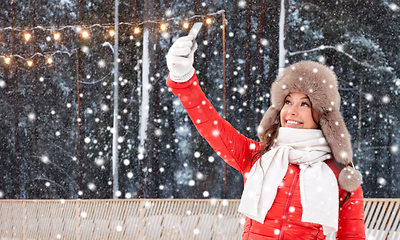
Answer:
278;169;299;240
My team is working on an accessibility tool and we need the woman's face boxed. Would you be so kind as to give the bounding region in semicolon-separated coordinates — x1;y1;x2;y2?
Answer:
280;92;319;129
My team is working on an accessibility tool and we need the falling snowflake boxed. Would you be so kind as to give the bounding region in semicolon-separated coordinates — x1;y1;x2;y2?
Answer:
87;183;96;191
317;56;326;63
203;191;209;197
165;9;172;17
28;112;36;121
81;46;89;53
98;59;106;68
238;1;246;8
336;44;344;52
95;158;105;166
382;96;390;104
389;3;399;11
378;177;386;186
101;104;109;112
188;180;195;186
365;93;373;101
41;156;50;164
80;212;87;218
210;198;217;205
391;145;398;153
196;172;204;180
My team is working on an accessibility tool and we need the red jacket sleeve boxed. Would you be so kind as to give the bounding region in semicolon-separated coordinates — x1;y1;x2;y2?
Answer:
166;73;262;174
336;186;366;239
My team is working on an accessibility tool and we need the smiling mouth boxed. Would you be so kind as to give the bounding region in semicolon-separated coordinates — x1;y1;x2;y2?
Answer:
286;120;302;125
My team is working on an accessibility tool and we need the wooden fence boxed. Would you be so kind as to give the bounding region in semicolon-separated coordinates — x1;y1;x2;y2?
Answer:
0;198;399;240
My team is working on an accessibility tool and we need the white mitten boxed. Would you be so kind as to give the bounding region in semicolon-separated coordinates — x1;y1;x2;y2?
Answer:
166;35;198;82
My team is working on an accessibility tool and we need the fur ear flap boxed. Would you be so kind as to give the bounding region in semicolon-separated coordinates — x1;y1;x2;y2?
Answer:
319;110;352;166
258;107;280;141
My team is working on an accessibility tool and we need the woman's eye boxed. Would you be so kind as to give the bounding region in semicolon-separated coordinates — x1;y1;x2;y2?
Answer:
301;102;310;107
284;99;291;105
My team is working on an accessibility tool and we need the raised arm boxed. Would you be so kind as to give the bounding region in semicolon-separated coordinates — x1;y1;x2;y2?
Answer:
166;36;261;174
167;74;261;174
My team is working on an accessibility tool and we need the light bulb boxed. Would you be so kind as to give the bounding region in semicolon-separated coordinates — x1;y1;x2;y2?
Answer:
183;22;189;29
134;27;140;34
27;60;33;67
82;30;89;38
109;29;115;37
206;18;212;25
160;24;167;31
24;33;31;41
54;32;60;40
47;57;53;64
4;57;11;64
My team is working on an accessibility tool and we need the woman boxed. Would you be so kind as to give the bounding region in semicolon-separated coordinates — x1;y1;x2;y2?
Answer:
166;36;365;239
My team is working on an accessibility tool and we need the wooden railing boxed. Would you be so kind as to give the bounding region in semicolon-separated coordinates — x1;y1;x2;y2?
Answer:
0;198;399;240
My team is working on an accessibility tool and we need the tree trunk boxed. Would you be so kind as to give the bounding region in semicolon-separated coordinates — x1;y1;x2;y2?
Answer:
11;0;20;199
243;0;252;137
29;0;40;199
255;0;268;128
77;0;86;199
266;0;280;96
138;0;157;198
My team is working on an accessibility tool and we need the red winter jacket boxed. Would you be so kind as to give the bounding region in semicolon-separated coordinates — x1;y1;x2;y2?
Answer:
167;74;365;240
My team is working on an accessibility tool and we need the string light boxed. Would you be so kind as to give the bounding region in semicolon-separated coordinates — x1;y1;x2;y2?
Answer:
0;10;226;65
81;30;89;38
54;32;61;40
24;33;31;41
109;29;115;37
47;57;53;64
4;57;11;64
0;10;225;33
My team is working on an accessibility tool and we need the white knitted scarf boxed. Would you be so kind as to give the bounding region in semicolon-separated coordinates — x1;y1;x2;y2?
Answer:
238;127;339;235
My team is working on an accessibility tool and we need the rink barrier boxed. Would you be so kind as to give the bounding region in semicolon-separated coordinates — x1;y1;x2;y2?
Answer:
0;198;399;240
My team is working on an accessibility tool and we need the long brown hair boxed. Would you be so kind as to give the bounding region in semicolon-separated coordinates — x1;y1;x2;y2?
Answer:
251;115;281;165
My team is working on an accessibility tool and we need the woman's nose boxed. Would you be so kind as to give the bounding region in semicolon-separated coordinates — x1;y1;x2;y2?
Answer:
287;107;298;115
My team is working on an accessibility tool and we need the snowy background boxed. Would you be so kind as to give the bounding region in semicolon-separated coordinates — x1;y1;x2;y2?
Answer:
0;0;399;200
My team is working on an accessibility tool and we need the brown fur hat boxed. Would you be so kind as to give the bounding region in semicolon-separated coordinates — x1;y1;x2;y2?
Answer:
258;61;362;192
